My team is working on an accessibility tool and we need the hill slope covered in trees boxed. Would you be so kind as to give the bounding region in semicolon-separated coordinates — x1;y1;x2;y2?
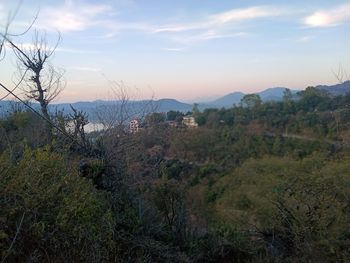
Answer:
2;85;350;262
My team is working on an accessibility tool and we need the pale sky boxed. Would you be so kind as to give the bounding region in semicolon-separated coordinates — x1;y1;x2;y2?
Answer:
1;0;350;102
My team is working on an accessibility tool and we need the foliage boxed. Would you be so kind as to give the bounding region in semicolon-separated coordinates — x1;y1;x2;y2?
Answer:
2;86;350;262
0;147;114;262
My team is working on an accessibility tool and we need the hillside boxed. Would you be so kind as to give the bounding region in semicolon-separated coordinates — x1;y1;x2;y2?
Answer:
2;83;350;262
316;80;350;96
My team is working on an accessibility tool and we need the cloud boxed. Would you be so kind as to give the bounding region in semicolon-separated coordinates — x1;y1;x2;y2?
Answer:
211;6;282;24
152;5;284;45
5;41;99;55
31;1;156;39
154;25;197;33
69;66;102;72
195;31;247;40
296;35;315;43
37;0;115;33
172;31;248;44
4;42;39;51
56;47;100;54
162;47;187;52
304;3;350;27
15;42;37;50
20;2;286;46
154;6;284;34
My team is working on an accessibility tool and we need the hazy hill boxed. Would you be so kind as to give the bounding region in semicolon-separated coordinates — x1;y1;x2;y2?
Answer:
0;99;192;121
204;82;350;108
205;87;299;108
315;81;350;96
52;99;192;121
206;92;245;108
259;87;297;101
2;82;350;119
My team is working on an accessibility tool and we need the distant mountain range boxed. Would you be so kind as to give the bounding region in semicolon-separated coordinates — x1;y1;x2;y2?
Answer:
0;99;193;122
316;81;350;96
201;81;350;108
52;99;191;116
205;87;300;108
1;81;349;121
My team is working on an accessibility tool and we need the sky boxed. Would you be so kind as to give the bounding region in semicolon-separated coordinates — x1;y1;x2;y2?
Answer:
0;0;350;103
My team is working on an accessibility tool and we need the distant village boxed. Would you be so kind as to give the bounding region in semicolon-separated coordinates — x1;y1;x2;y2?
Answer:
129;112;198;134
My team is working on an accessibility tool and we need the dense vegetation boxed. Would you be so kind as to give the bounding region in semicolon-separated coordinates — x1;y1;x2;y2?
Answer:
2;87;350;262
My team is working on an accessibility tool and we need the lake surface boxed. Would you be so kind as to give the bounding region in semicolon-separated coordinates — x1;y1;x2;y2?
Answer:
84;123;105;133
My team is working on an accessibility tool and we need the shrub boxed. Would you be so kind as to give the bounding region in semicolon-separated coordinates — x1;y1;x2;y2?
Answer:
0;147;115;262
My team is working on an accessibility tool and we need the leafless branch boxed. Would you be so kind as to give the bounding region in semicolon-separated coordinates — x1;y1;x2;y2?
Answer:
0;68;28;101
332;63;350;84
0;2;38;60
95;78;157;133
5;30;65;120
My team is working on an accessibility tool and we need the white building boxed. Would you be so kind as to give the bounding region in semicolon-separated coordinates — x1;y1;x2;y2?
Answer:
129;119;141;133
182;116;198;128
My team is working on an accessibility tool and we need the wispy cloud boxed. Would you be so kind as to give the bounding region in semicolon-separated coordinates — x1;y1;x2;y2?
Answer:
162;47;187;52
6;42;35;50
5;42;97;55
154;6;285;34
171;31;248;45
69;66;102;72
195;31;247;41
31;0;157;39
296;35;315;43
211;6;283;24
304;3;350;28
4;42;50;52
37;0;115;33
152;5;284;44
12;2;288;46
56;47;100;54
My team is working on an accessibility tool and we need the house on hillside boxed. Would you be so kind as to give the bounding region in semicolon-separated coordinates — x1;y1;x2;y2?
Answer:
182;116;198;128
129;119;141;133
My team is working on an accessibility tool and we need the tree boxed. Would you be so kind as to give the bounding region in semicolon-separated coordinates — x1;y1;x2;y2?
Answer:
145;112;166;126
7;31;65;121
282;88;294;112
332;63;350;85
153;179;188;243
69;105;90;150
166;110;184;122
241;94;262;109
95;80;156;132
192;103;200;117
297;87;331;112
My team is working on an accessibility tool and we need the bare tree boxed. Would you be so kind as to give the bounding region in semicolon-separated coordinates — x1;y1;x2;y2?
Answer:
70;105;90;148
93;80;158;174
332;64;350;85
95;80;157;133
331;64;350;140
2;17;90;150
6;30;65;121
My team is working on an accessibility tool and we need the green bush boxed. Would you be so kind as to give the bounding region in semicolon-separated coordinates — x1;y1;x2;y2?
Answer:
0;147;115;262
